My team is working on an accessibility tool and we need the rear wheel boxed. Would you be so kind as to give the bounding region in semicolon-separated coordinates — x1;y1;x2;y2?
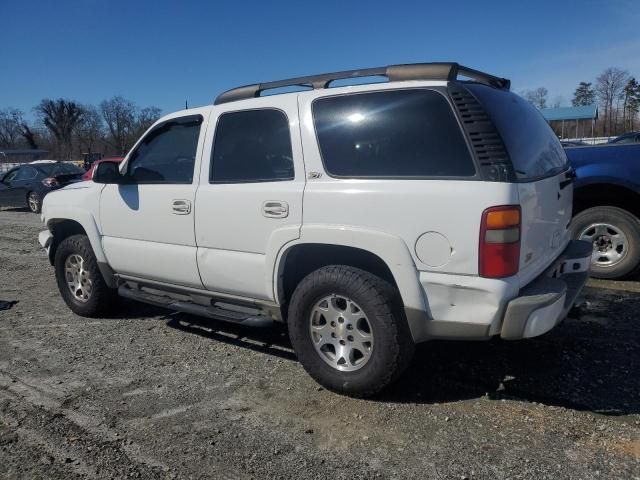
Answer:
54;234;119;316
27;191;41;213
287;265;414;397
571;206;640;279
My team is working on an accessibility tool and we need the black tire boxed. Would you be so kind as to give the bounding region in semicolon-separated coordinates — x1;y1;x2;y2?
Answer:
571;206;640;279
27;191;41;213
54;234;119;317
287;265;415;397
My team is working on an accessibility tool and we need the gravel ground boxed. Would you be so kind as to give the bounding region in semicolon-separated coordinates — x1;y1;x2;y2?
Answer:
0;208;638;480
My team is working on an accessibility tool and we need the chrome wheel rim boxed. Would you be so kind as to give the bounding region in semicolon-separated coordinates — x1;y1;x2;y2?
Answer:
579;223;628;267
64;254;92;302
309;294;374;372
28;192;38;212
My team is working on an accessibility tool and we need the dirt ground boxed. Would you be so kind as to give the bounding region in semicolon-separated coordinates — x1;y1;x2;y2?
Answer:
0;208;638;479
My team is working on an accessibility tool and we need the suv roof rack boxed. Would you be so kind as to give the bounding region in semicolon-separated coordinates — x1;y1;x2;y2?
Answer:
214;62;510;105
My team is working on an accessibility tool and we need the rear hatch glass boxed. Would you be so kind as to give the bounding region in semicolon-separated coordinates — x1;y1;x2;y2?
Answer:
466;84;572;285
465;84;568;180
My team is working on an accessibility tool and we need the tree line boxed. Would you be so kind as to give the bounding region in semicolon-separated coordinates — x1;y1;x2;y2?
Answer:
0;97;162;159
521;66;640;138
2;66;639;155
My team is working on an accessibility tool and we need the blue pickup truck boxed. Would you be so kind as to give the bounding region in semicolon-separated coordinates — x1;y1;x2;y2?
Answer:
566;143;640;279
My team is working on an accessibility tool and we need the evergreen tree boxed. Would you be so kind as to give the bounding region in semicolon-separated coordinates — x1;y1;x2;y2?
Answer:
572;82;595;106
622;78;640;130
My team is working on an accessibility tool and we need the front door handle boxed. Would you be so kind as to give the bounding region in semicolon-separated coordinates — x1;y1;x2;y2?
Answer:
262;201;289;218
172;199;191;215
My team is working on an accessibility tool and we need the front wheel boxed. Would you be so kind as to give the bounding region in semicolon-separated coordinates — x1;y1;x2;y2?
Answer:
54;234;119;317
287;266;415;397
571;206;640;279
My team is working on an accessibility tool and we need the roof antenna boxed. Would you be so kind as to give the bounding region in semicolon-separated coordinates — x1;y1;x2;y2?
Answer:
185;99;188;109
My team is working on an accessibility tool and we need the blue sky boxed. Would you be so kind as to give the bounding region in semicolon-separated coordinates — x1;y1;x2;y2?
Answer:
1;0;638;117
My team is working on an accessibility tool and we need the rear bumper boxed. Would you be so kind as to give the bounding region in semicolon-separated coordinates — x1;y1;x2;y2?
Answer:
500;240;591;340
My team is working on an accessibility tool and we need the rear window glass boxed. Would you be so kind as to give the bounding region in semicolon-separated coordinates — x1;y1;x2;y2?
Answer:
466;84;567;180
312;89;475;178
37;162;84;176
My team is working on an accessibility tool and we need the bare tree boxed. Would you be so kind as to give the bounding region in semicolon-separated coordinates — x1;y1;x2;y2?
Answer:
522;87;548;109
100;97;162;154
19;124;40;150
0;108;43;151
76;105;104;155
595;67;630;136
100;96;136;155
134;106;162;138
36;99;84;159
0;108;25;148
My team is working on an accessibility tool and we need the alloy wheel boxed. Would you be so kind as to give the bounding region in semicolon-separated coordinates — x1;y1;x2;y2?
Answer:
309;294;374;372
28;192;39;212
64;254;93;302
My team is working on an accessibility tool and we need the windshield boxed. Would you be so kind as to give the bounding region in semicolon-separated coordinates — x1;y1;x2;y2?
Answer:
466;84;568;180
36;162;84;176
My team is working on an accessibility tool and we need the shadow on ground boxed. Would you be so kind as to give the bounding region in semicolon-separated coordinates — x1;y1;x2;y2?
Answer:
0;207;32;213
149;285;639;416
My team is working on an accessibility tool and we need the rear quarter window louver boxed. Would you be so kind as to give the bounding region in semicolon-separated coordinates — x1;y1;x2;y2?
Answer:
449;85;516;182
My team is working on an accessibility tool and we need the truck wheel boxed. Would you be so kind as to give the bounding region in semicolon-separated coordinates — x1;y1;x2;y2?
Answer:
27;191;41;213
571;206;640;279
54;234;118;317
287;265;415;397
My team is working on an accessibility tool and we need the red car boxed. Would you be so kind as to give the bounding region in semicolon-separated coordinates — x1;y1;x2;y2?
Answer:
82;157;124;181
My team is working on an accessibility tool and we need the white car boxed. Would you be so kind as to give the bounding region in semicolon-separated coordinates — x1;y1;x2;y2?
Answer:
38;62;591;396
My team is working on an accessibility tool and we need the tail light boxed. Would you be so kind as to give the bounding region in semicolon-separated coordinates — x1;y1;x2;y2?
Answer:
42;177;59;187
479;205;521;278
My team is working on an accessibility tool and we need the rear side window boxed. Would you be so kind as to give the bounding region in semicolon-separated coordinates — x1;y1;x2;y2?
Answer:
211;109;294;183
15;166;38;181
466;84;567;180
312;89;475;178
611;134;639;144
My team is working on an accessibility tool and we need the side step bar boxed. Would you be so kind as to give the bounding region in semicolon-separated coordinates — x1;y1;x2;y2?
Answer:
117;285;273;327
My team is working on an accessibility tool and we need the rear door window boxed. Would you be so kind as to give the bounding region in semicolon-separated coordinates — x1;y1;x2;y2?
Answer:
15;166;38;181
312;89;475;178
210;109;294;183
466;84;568;180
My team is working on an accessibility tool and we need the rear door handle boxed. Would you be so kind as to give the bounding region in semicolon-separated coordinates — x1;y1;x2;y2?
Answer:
172;199;191;215
262;201;289;218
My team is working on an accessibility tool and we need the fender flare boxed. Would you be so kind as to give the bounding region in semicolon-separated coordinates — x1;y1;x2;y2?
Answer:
574;174;640;194
271;225;430;341
45;206;117;288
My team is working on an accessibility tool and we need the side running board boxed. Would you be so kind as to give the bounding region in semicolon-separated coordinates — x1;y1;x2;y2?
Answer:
117;285;273;327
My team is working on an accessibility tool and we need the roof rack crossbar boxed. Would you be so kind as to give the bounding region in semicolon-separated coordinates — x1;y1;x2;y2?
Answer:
214;62;509;105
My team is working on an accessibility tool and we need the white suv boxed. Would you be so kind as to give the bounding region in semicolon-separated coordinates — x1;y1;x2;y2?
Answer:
39;63;591;396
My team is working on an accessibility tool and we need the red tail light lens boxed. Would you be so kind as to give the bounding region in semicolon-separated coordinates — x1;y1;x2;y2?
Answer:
479;205;521;278
42;177;59;187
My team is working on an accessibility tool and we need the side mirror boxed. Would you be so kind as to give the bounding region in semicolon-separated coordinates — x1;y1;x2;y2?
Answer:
93;161;125;184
